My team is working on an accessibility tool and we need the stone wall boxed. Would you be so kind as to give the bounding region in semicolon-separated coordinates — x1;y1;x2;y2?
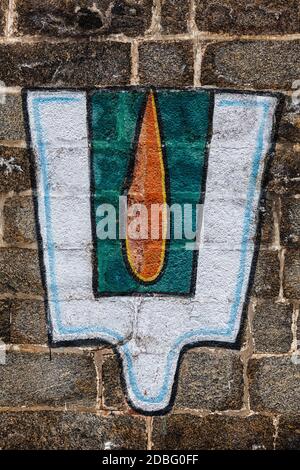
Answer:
0;0;299;450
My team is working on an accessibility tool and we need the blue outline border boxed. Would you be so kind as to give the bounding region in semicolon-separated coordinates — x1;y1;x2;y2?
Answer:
31;93;272;406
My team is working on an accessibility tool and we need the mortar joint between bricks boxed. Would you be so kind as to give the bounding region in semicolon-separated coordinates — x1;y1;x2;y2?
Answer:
130;40;139;85
93;350;103;410
241;299;256;412
4;0;16;38
273;415;280;450
146;416;153;450
146;0;162;36
290;304;299;354
188;0;198;36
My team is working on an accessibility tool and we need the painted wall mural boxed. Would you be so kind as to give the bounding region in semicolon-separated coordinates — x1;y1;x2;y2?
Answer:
24;88;280;413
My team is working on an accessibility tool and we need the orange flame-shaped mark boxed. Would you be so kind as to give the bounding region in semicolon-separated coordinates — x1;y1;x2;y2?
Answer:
125;91;167;283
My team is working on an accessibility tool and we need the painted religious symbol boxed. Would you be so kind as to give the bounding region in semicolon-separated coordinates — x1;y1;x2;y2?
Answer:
24;87;280;413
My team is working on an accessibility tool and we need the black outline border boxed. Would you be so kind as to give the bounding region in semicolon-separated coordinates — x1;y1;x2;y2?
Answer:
22;86;284;415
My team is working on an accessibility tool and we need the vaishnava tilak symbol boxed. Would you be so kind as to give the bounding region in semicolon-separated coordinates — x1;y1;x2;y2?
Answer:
25;87;280;413
125;90;167;284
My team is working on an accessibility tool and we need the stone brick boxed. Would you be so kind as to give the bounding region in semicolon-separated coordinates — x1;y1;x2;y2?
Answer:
175;349;243;411
0;412;147;449
277;415;300;450
259;194;276;246
195;0;300;35
280;198;300;247
152;414;274;450
16;0;152;37
161;0;189;34
0;300;10;342
0;1;8;36
102;354;126;410
0;248;43;295
252;250;280;298
10;300;47;344
252;300;293;354
202;41;300;90
283;249;300;299
0;351;97;407
139;41;194;86
278;97;300;144
4;196;36;245
0;41;131;87
269;144;300;195
249;357;300;413
0;147;31;193
0;94;26;141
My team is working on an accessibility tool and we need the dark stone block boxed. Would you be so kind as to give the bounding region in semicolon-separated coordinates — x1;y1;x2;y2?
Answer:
0;411;147;449
0;248;43;295
161;0;189;34
195;0;300;35
0;300;10;342
139;41;194;86
249;357;300;413
281;198;300;247
0;147;31;193
0;1;8;36
259;194;276;246
283;249;300;299
202;41;300;90
269;144;300;195
16;0;153;37
0;40;131;86
102;354;126;410
278;96;300;144
10;300;47;344
175;349;244;411
0;94;26;140
4;196;36;245
277;415;300;449
252;300;293;353
152;414;274;450
0;351;97;407
252;250;280;298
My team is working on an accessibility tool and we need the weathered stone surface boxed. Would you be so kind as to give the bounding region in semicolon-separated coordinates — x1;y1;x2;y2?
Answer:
277;415;300;450
0;94;26;141
16;0;152;37
283;249;300;299
175;350;243;411
0;412;147;449
0;147;31;193
0;248;43;295
249;357;300;413
0;1;8;36
195;0;300;35
10;300;47;344
252;250;280;298
152;414;274;450
252;300;293;354
278;97;300;144
139;41;194;86
202;41;300;90
0;351;97;407
259;194;276;246
0;41;131;86
280;198;300;247
0;300;10;342
102;354;126;410
161;0;189;33
269;144;300;195
4;196;36;245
